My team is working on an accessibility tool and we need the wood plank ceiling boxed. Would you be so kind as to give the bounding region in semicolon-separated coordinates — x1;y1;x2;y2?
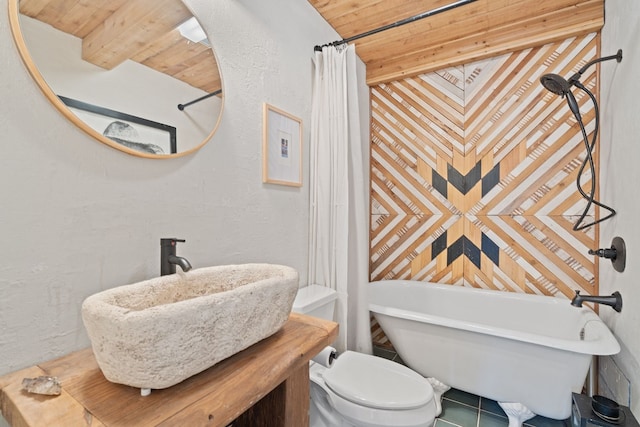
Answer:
20;0;604;92
18;0;222;94
308;0;604;85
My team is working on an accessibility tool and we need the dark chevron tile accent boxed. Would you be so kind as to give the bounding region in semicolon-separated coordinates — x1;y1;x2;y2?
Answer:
464;238;481;269
447;162;482;195
482;164;500;197
432;233;500;269
432;161;499;198
446;165;466;194
446;236;481;269
432;169;448;198
432;232;448;259
482;233;500;266
447;237;464;263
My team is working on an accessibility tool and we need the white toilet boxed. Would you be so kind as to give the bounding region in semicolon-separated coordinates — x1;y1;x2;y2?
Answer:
293;285;437;427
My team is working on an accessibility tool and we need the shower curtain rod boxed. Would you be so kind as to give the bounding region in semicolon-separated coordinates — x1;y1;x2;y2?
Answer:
177;89;222;111
313;0;478;52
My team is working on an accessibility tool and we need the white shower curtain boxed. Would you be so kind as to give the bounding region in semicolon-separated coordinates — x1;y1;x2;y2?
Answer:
308;44;372;354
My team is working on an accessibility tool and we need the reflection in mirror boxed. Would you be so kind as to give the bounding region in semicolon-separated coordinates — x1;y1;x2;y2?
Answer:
9;0;223;158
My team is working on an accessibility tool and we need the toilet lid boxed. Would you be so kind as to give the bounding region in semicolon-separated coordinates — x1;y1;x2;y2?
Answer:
322;351;434;410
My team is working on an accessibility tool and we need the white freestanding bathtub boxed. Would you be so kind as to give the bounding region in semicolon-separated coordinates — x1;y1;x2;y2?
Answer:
369;280;620;425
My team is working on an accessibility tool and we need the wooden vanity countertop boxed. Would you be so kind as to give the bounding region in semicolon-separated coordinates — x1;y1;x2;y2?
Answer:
0;313;338;427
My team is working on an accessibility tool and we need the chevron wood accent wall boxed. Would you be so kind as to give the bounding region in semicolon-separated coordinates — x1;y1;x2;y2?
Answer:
370;33;601;347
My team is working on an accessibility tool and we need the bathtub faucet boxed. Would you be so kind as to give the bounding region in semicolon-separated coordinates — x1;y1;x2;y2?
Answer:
160;238;193;276
570;290;622;312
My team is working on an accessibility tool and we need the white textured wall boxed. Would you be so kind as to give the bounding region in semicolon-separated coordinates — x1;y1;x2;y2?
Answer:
600;1;640;417
0;0;339;393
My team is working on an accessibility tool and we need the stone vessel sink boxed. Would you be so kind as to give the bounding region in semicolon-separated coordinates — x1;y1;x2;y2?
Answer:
81;263;298;391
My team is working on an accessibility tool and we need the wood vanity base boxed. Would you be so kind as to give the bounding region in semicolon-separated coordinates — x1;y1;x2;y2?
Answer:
0;313;338;427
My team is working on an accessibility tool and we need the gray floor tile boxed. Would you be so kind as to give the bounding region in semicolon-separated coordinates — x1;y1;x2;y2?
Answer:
435;389;570;427
372;346;396;361
440;398;479;427
479;410;509;427
392;353;406;365
524;415;570;427
444;388;481;407
435;418;462;427
480;397;505;416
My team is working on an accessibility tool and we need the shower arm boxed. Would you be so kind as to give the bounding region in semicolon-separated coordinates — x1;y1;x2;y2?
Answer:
567;50;623;86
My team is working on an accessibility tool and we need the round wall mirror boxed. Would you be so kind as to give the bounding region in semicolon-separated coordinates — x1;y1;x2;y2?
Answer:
9;0;223;158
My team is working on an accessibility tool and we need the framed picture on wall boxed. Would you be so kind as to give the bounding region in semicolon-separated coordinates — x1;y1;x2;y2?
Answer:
262;103;303;187
58;95;177;155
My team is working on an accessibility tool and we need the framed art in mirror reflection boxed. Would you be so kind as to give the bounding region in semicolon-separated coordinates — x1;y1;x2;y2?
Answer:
59;96;177;155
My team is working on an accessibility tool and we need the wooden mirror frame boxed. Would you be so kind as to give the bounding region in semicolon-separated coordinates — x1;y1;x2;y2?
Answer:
8;0;223;159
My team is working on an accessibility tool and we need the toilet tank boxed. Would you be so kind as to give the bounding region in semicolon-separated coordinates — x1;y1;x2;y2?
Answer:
292;285;337;321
